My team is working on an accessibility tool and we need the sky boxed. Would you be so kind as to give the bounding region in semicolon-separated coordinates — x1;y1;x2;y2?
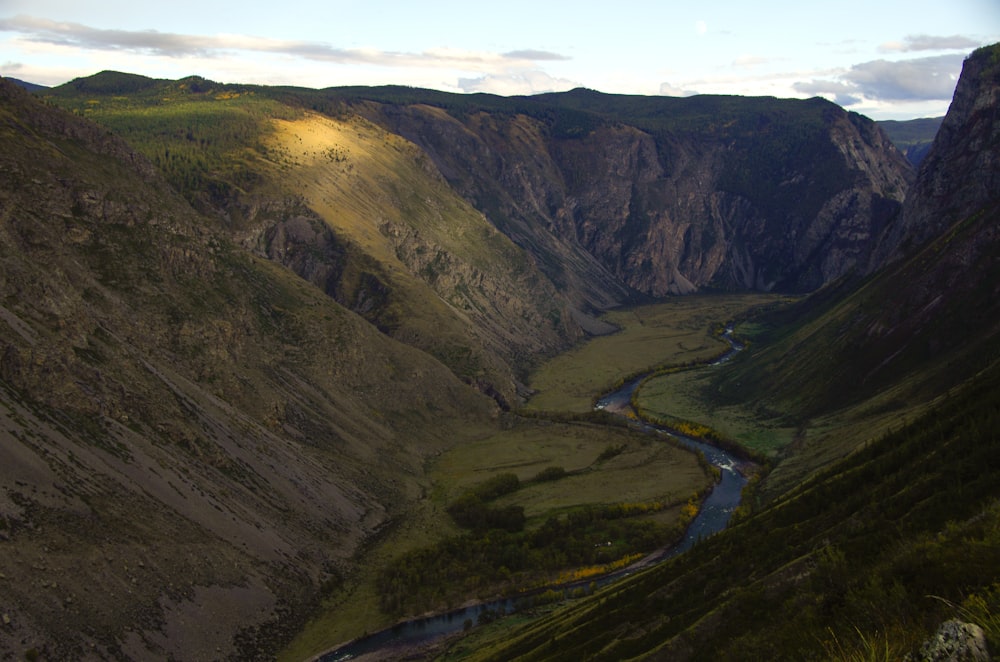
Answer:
1;0;998;120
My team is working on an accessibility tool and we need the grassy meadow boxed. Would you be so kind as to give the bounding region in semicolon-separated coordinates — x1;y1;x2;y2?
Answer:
523;294;791;413
635;365;798;459
281;418;712;661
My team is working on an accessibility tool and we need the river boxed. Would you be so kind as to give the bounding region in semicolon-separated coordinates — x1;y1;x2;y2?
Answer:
316;328;748;661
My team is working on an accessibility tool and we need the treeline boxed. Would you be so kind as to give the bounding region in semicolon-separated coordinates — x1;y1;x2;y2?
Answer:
376;506;685;617
46;89;300;204
376;470;700;617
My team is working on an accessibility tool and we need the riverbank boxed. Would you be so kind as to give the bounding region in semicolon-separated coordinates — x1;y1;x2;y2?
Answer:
310;323;758;661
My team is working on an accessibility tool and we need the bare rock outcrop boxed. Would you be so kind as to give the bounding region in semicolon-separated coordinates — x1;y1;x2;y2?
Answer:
910;620;991;662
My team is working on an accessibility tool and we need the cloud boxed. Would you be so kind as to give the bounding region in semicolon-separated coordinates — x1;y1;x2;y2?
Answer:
457;70;578;95
791;79;862;107
843;54;964;101
658;81;698;97
794;53;964;106
732;55;773;69
879;34;982;53
502;49;570;62
0;14;566;73
0;14;224;57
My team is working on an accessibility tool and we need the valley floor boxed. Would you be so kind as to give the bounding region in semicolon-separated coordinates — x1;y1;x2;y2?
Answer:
281;293;790;661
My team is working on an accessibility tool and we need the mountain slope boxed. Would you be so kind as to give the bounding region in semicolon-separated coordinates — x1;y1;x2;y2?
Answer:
43;74;919;404
715;45;1000;426
878;116;943;166
873;49;1000;266
0;77;496;660
45;74;586;407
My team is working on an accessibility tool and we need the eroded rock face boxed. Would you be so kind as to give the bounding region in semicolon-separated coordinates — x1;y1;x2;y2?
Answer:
873;45;1000;266
363;94;913;298
0;77;496;660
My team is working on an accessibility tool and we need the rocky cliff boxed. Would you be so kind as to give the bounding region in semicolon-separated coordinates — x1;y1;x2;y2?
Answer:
346;91;913;298
873;46;1000;266
713;45;1000;421
44;78;593;406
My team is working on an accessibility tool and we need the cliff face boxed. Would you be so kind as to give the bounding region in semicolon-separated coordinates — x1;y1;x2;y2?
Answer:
872;46;1000;265
358;93;913;298
715;43;1000;419
44;79;589;405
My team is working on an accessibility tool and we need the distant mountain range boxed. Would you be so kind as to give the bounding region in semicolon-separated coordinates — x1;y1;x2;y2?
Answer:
879;116;945;165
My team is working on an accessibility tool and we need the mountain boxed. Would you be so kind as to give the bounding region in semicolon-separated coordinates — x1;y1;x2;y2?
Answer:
0;77;497;660
714;45;1000;429
42;73;590;408
878;116;944;166
326;88;913;297
1;76;48;93
41;74;916;405
460;43;1000;661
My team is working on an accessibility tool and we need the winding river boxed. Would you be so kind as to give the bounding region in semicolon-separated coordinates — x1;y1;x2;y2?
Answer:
316;329;748;661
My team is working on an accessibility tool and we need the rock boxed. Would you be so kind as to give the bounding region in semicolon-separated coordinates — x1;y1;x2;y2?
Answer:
912;620;990;662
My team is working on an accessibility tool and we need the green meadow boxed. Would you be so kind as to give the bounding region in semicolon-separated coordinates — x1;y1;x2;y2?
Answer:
523;294;791;413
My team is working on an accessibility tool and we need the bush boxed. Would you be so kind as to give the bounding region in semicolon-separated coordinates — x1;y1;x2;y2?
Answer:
533;466;567;482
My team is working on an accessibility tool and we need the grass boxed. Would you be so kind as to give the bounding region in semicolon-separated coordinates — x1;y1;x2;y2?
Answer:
820;626;909;662
436;421;708;522
635;365;797;459
524;294;790;413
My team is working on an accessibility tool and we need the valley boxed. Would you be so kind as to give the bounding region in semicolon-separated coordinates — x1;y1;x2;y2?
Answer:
281;294;774;661
0;40;998;661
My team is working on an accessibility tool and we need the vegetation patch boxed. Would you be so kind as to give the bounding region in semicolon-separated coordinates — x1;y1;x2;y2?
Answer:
524;294;791;413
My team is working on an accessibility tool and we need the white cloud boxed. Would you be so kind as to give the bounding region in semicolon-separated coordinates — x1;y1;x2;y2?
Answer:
879;34;982;53
792;79;862;106
0;14;569;74
695;20;708;36
658;81;698;97
844;54;964;101
502;49;570;62
457;70;578;95
793;53;964;106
